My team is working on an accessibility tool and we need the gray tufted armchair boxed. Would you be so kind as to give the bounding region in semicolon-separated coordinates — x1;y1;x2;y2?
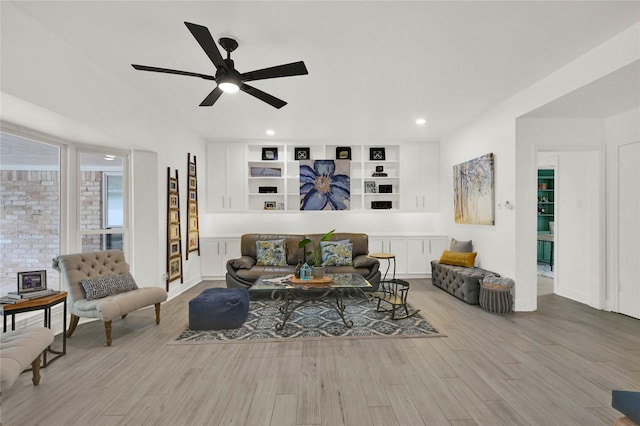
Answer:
53;250;167;346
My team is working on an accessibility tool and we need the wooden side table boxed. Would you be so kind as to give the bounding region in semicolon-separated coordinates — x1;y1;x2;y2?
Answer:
1;291;67;367
369;253;396;281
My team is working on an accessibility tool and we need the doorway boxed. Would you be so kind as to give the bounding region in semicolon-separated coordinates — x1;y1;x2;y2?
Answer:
535;149;604;308
536;156;557;297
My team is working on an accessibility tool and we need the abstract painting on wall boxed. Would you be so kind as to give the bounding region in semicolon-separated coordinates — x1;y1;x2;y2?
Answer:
300;160;350;210
453;153;495;225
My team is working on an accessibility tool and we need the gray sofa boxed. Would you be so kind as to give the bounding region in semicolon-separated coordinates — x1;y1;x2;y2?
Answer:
430;260;499;304
226;233;381;290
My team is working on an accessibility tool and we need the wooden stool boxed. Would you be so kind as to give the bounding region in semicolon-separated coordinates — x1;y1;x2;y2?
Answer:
369;253;396;281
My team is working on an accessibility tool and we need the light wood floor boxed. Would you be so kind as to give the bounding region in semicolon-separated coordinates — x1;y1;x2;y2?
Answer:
2;279;638;426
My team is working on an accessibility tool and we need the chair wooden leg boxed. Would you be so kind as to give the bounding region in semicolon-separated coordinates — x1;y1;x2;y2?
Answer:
67;314;80;337
104;321;112;346
31;353;42;385
155;303;161;325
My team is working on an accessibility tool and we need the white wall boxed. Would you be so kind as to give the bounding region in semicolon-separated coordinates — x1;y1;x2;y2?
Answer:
605;108;640;315
440;23;639;311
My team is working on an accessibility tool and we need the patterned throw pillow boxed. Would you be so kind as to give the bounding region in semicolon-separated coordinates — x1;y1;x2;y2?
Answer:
320;241;353;266
439;250;477;268
81;273;139;301
256;239;287;266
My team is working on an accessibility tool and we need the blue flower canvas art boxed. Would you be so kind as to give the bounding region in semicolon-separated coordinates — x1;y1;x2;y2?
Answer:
300;160;350;210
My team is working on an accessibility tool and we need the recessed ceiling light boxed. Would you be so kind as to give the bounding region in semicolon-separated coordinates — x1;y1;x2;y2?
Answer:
415;118;427;125
266;129;275;136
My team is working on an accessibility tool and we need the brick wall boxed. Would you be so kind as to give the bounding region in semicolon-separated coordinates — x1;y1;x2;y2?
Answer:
80;171;103;250
0;170;103;294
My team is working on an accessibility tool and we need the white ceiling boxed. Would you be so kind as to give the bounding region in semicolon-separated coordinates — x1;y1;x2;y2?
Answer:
1;1;639;151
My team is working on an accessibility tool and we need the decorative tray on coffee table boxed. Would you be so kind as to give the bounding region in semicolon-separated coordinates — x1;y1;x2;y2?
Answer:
290;276;334;286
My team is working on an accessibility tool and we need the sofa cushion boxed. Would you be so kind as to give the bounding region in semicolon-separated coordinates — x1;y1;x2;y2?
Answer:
256;239;287;266
450;238;473;252
81;273;139;301
240;234;304;265
1;327;55;389
353;254;379;268
439;250;477;268
321;240;353;266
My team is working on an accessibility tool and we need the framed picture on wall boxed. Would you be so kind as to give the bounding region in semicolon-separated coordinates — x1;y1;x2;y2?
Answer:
169;193;178;208
170;241;180;255
188;232;199;250
170;224;179;239
169;178;178;192
168;256;182;281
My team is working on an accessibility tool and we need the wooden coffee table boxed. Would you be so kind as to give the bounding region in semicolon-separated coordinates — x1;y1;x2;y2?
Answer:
251;273;372;331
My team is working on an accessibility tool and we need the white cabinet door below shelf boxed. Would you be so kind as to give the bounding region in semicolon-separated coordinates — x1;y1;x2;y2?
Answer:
200;238;241;278
407;237;448;276
369;238;407;277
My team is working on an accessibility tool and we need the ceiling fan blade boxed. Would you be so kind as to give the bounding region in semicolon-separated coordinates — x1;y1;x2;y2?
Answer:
200;87;223;106
240;83;287;109
240;61;309;82
131;64;215;80
184;22;227;70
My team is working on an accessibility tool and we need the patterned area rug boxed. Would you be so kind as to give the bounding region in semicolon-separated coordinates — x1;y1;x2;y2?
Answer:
171;296;444;344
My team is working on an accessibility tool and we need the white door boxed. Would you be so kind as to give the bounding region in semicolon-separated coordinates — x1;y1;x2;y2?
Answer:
618;142;640;319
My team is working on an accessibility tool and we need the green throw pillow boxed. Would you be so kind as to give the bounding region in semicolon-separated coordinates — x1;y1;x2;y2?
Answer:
320;241;353;266
256;239;287;266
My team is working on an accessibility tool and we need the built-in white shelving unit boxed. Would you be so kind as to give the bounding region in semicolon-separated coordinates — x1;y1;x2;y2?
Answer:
206;142;438;212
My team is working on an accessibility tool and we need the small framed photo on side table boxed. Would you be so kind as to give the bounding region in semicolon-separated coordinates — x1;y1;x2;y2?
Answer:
17;270;47;293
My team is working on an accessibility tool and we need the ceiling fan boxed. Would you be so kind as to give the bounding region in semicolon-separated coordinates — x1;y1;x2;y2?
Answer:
131;22;308;109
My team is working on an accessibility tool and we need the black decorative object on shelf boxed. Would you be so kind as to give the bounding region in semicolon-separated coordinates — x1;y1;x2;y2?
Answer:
294;147;310;160
336;147;351;160
369;147;386;161
258;186;278;193
371;201;392;209
379;184;393;194
262;147;278;160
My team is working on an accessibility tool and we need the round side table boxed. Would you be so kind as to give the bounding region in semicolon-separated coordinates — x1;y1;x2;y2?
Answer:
369;253;396;281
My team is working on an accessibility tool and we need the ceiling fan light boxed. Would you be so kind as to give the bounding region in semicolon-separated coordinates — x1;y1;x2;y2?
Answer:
218;81;239;93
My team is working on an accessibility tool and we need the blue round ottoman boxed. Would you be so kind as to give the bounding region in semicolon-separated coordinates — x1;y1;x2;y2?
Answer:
189;288;250;330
